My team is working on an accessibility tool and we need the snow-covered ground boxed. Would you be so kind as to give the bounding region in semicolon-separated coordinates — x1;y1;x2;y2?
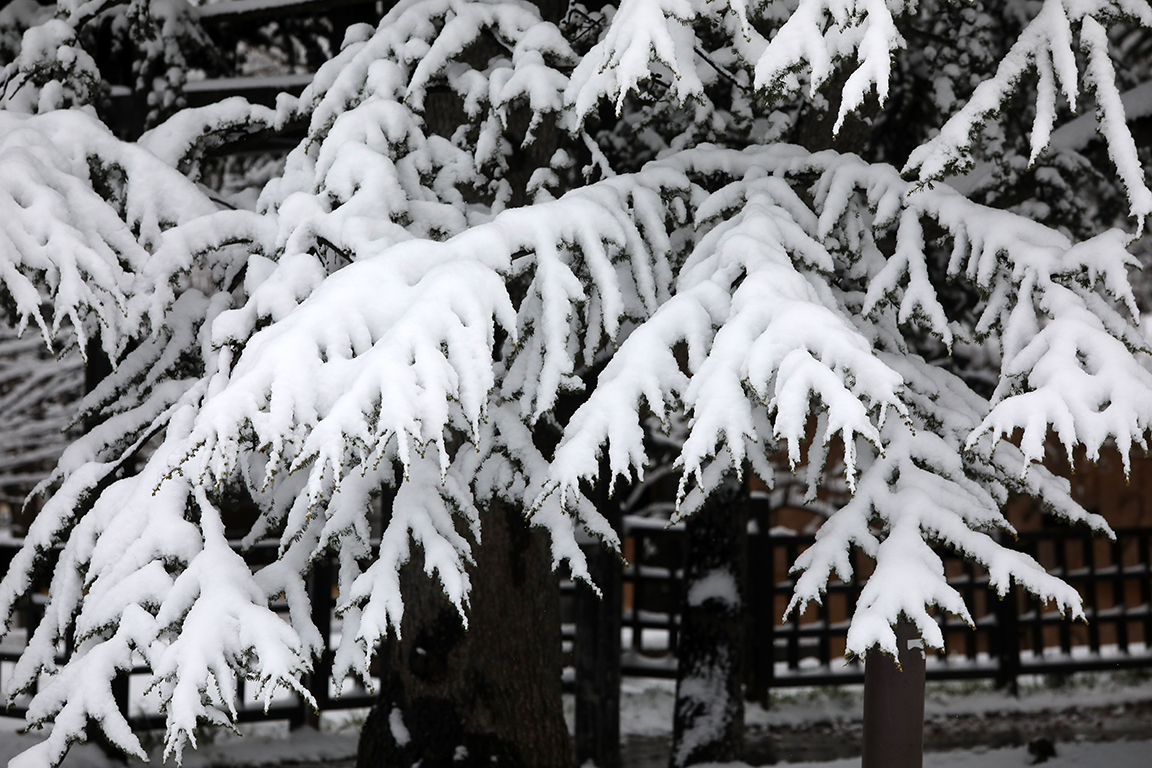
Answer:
611;672;1152;766
4;672;1152;767
0;715;363;768
776;740;1152;768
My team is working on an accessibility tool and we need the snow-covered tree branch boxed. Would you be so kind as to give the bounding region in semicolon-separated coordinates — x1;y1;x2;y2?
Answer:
1;0;1152;764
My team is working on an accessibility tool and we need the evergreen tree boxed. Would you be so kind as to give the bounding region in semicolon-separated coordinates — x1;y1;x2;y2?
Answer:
1;1;1151;766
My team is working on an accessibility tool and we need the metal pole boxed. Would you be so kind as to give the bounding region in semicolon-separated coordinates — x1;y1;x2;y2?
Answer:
862;621;926;768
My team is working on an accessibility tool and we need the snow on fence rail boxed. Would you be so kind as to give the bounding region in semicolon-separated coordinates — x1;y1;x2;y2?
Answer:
3;517;1152;730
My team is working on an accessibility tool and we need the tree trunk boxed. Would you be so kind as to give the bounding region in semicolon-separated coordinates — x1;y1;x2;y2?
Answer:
862;622;926;768
573;495;622;768
669;478;747;768
356;499;571;768
357;5;574;765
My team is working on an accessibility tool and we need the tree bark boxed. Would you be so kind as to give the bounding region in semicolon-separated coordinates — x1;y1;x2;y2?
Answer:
356;499;571;768
862;622;926;768
357;5;573;766
669;478;747;768
573;495;622;768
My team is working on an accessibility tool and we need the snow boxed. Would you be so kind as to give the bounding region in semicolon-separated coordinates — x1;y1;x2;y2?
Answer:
685;570;739;609
1051;79;1152;151
7;675;1152;767
0;719;360;768
3;727;1150;768
3;0;1152;765
772;741;1152;768
568;0;705;120
632;675;1152;766
1080;16;1152;223
905;0;1152;229
183;74;315;95
752;0;903;134
388;707;410;747
671;648;736;767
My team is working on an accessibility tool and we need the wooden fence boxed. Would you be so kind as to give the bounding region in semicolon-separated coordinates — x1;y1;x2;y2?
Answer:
4;507;1152;729
606;504;1152;701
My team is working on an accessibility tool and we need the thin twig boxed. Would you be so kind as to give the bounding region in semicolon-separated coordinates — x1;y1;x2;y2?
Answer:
695;46;752;94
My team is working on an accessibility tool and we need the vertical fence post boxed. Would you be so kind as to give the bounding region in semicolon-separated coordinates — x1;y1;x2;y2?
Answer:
862;621;926;768
1084;537;1100;654
995;582;1020;695
1142;533;1152;657
297;555;333;730
785;539;800;674
765;529;775;703
574;481;622;768
669;479;747;768
745;499;773;706
1113;535;1129;654
1055;536;1073;656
